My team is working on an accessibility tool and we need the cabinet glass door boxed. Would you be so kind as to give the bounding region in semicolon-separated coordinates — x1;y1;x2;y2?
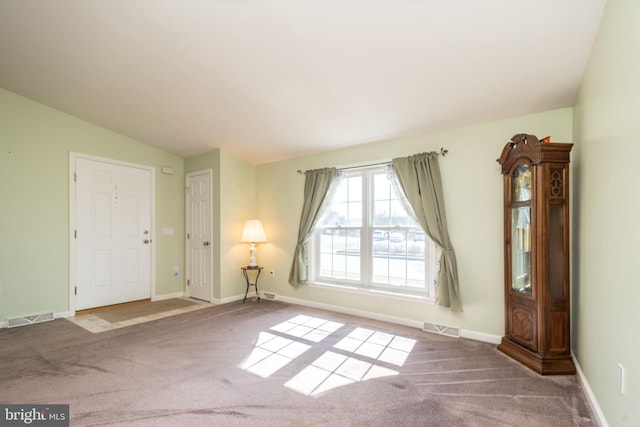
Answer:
511;206;531;294
511;163;532;294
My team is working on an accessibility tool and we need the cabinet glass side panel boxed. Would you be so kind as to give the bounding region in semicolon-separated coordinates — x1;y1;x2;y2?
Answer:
549;204;565;299
511;206;532;295
512;164;532;202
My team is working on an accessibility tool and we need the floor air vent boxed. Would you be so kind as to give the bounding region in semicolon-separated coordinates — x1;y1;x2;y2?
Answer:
423;322;459;338
262;292;276;300
7;312;54;328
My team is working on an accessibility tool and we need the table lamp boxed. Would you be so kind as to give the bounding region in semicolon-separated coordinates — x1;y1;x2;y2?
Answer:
241;219;267;267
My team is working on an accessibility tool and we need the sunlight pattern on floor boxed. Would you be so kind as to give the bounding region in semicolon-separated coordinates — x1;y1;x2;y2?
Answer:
284;350;399;396
269;314;344;342
334;327;416;366
241;315;343;378
285;327;416;396
241;332;312;378
241;315;417;397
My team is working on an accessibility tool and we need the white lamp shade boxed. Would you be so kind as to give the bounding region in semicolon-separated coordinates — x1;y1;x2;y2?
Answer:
241;219;267;243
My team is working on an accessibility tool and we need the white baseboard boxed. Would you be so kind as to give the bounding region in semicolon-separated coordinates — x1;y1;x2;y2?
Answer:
275;295;502;344
573;352;608;427
276;295;502;344
276;294;424;329
157;292;245;305
215;294;246;305
460;329;502;344
275;294;501;345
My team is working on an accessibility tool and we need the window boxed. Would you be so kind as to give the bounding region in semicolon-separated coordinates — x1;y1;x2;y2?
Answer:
310;166;437;298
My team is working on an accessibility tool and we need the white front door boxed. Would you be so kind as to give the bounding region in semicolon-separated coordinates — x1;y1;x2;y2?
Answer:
74;157;152;310
186;170;212;301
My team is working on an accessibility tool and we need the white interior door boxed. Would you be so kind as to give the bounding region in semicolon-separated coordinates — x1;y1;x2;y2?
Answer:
75;157;152;310
187;170;212;301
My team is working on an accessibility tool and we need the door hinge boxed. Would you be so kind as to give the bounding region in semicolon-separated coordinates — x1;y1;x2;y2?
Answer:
74;286;77;295
74;229;77;238
74;172;77;182
187;279;190;286
187;233;190;239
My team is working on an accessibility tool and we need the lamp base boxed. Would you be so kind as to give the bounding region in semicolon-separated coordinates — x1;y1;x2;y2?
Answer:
248;243;257;267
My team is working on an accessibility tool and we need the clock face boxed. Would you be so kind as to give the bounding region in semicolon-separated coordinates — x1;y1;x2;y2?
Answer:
512;163;531;202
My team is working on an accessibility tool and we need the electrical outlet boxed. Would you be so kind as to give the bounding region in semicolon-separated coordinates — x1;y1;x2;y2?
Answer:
270;270;275;278
618;363;626;394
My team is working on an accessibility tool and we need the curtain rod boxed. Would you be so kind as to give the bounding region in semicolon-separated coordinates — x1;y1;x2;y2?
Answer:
297;147;448;174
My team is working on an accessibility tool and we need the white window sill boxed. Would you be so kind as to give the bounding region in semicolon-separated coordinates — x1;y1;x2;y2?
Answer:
308;281;436;305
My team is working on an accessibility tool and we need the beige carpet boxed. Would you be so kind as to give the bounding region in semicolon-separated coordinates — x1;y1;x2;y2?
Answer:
0;300;596;426
68;298;209;333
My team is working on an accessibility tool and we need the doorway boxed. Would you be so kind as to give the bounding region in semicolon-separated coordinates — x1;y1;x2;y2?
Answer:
186;170;213;302
70;153;154;312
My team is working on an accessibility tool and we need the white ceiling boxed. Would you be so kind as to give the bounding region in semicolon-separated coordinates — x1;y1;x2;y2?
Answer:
0;1;606;164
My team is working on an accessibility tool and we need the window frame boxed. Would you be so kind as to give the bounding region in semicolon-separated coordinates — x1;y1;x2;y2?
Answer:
309;166;438;299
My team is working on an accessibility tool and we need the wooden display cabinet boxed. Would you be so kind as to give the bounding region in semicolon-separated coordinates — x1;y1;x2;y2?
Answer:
496;134;575;375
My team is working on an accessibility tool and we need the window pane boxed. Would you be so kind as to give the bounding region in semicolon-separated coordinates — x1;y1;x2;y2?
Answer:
372;172;417;227
348;175;362;201
373;173;390;199
320;174;362;227
371;229;426;289
315;168;429;296
390;200;413;226
372;172;392;226
347;201;362;226
319;229;360;281
373;199;391;226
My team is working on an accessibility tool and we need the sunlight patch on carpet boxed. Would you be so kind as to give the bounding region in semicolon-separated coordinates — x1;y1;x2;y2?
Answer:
240;315;416;397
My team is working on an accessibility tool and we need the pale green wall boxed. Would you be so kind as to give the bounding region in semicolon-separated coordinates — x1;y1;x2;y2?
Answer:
573;0;640;425
185;149;255;301
256;108;573;336
0;88;185;320
219;151;257;299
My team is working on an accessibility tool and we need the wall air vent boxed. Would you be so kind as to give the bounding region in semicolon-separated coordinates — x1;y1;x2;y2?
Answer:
423;322;459;338
7;312;54;328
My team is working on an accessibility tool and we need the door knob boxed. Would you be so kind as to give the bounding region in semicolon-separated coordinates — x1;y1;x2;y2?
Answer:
143;239;150;244
203;241;210;246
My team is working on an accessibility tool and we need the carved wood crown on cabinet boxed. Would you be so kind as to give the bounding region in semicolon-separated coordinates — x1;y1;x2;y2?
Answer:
496;134;576;375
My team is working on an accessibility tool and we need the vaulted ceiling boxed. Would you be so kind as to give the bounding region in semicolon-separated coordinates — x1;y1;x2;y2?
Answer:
0;1;606;164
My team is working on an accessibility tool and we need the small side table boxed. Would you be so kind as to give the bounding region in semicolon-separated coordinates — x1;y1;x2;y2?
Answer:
241;266;263;303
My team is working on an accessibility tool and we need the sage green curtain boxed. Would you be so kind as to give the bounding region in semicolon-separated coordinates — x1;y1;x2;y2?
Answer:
392;152;462;311
288;167;336;287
